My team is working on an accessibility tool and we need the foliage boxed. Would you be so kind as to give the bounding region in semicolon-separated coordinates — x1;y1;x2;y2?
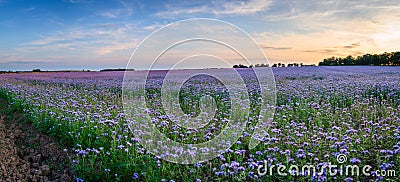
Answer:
319;52;400;66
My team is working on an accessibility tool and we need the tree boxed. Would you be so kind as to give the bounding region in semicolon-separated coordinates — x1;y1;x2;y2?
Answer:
318;51;400;66
233;64;248;68
391;52;400;66
343;55;354;65
253;63;269;67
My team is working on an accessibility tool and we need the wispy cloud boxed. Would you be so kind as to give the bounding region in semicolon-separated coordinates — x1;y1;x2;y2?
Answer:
100;0;133;18
214;0;273;15
261;45;292;50
24;6;36;12
335;42;361;49
95;40;137;54
48;18;65;27
93;23;118;28
24;23;139;55
64;0;93;4
302;49;337;54
156;0;273;18
0;54;25;63
6;61;51;64
142;23;166;31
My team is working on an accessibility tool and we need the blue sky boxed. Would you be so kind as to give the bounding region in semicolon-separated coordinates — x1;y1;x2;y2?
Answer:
0;0;399;71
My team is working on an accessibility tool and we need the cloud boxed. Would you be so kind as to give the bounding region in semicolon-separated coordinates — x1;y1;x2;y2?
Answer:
156;6;208;18
6;61;51;64
260;1;398;35
24;6;36;12
29;23;131;45
100;11;120;18
28;33;80;46
156;0;273;18
0;54;25;63
254;30;375;64
252;0;400;64
48;18;65;27
5;0;400;69
93;23;118;28
335;42;361;49
64;0;93;3
100;0;133;18
95;41;137;54
262;45;292;50
214;0;273;15
302;49;337;54
142;23;165;31
23;23;139;55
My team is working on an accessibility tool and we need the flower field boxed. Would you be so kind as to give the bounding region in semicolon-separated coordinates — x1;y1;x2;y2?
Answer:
0;66;399;181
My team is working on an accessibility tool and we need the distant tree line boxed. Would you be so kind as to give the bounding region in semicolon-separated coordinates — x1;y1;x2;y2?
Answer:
233;63;270;68
271;63;308;67
232;64;250;68
0;71;14;74
100;68;135;72
319;52;400;66
233;62;308;68
30;69;92;72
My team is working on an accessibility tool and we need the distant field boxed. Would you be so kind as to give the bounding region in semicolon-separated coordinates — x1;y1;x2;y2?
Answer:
0;66;399;181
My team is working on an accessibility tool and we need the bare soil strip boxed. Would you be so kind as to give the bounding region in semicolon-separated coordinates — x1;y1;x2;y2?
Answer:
0;98;73;182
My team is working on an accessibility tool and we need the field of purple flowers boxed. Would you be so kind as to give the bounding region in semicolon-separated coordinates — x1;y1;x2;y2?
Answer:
0;66;399;181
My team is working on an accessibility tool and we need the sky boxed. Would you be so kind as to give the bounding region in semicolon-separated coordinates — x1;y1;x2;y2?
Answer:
0;0;399;71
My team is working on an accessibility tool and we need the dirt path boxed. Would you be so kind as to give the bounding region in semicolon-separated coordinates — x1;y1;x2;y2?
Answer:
0;98;73;182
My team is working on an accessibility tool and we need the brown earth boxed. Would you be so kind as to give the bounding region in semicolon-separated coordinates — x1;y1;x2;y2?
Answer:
0;98;73;181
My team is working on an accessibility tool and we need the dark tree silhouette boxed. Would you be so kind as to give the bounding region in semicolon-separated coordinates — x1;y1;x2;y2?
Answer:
233;63;271;68
319;52;400;66
233;64;248;68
